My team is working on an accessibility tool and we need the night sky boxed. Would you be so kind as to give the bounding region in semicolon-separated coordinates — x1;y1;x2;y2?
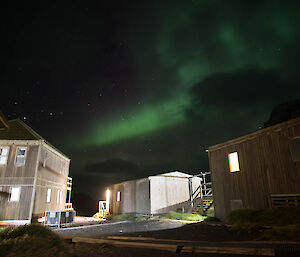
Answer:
1;1;300;212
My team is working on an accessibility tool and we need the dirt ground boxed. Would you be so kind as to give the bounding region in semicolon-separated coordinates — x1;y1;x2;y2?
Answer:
119;221;261;241
69;242;263;257
61;220;300;257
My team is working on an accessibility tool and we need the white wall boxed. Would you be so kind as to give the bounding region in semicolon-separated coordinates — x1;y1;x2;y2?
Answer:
191;176;202;196
110;178;150;215
150;176;190;214
136;179;150;214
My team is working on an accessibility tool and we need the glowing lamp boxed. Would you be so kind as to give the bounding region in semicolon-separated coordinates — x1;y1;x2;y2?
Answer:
106;189;110;211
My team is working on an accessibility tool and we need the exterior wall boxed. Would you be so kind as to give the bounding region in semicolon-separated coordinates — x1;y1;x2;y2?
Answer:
0;185;33;220
208;118;300;221
136;179;150;214
110;183;124;215
33;143;70;217
150;176;190;214
0;140;39;220
191;176;202;195
123;181;136;213
109;178;150;215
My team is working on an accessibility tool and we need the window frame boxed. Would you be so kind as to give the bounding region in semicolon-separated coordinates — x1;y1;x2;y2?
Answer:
15;147;27;166
46;188;52;203
289;137;300;162
117;191;121;202
56;189;62;204
9;187;21;202
0;146;10;165
228;152;240;173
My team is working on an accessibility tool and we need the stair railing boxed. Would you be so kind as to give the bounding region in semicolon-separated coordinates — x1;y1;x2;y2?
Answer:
190;172;213;213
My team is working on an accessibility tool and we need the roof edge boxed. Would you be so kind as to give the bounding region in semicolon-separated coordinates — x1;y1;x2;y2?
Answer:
0;111;10;130
16;119;70;160
208;117;300;151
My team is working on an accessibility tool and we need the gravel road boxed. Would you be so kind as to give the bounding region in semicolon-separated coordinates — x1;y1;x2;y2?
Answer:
55;219;185;238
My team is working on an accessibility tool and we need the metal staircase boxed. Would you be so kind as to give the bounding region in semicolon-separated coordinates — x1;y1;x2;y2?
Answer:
189;172;213;215
192;195;213;214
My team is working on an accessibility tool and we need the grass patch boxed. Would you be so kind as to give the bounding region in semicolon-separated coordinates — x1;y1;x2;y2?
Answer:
205;216;221;222
227;207;300;241
205;205;215;217
0;225;8;231
160;211;205;221
0;224;70;257
228;207;300;226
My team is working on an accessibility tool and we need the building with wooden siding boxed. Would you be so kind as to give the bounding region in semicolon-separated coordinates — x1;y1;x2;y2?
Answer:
0;113;72;224
208;117;300;221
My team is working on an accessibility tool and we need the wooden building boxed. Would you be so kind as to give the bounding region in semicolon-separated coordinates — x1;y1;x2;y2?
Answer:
0;113;72;224
208;117;300;221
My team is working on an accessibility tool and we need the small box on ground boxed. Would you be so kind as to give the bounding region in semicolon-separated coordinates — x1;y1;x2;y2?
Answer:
44;210;76;228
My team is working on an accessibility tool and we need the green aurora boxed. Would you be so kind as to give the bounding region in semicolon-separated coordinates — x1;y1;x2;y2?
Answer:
72;0;300;148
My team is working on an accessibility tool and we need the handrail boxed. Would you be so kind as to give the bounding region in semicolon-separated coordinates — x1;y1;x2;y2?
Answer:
194;172;211;176
192;185;201;198
190;171;212;205
67;177;72;190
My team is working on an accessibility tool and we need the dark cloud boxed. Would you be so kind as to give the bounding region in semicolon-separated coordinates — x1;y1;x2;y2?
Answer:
86;158;145;176
264;99;300;127
187;69;300;124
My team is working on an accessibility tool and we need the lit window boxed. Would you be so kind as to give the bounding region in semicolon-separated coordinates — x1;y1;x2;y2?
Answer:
16;147;26;165
117;191;121;202
290;138;300;162
57;190;62;204
228;152;240;172
0;147;9;165
10;187;20;202
46;188;52;203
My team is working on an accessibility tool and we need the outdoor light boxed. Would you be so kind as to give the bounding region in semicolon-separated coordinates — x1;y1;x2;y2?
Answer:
106;189;110;211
